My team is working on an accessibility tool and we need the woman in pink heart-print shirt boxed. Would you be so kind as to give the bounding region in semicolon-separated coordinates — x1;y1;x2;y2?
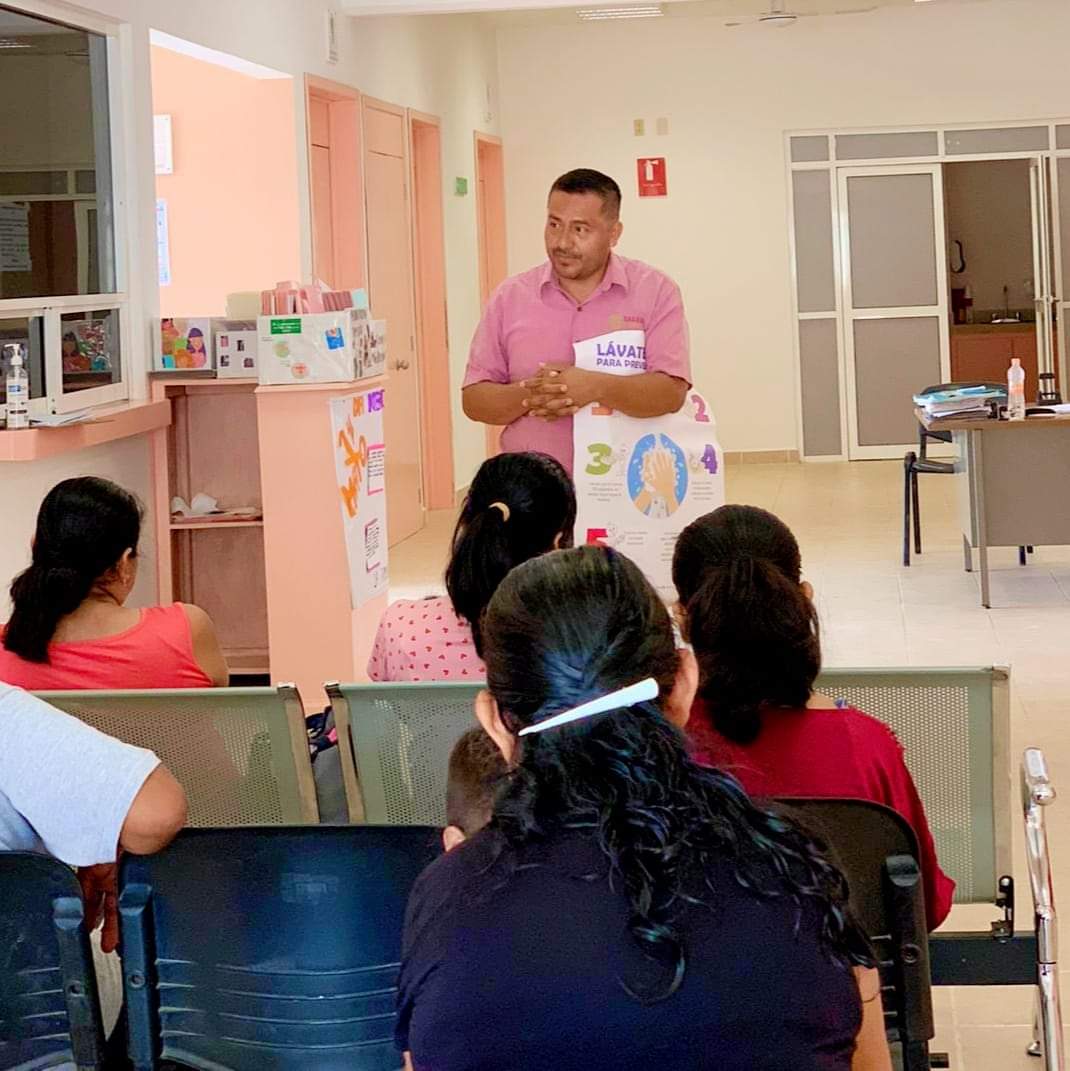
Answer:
367;452;576;682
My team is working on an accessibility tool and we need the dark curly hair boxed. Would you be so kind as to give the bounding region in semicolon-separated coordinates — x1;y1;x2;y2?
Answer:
672;504;821;745
481;545;870;1003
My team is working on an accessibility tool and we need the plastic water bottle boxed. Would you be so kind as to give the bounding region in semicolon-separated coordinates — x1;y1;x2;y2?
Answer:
3;343;29;430
1007;357;1026;421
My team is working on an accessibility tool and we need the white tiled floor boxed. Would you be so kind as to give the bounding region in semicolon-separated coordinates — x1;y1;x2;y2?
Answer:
391;458;1070;1067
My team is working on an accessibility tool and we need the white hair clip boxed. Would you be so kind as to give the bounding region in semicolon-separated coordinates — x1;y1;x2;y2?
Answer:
517;678;659;737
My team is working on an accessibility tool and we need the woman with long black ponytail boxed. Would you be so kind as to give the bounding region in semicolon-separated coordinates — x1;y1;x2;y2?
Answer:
396;545;891;1071
0;477;227;688
673;504;954;929
367;451;575;680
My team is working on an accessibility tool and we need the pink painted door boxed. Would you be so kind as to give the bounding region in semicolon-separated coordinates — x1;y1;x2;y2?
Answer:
310;145;335;287
364;99;424;545
476;136;507;458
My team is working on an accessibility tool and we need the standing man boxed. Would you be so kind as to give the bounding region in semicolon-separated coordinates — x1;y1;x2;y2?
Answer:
462;168;691;474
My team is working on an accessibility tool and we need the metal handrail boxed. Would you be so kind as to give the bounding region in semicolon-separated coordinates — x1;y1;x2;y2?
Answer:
1023;748;1064;1070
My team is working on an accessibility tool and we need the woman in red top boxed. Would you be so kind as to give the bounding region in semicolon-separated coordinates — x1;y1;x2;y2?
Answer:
672;504;955;929
0;477;227;690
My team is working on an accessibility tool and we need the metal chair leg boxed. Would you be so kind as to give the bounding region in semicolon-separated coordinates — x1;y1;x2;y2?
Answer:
1028;994;1042;1057
912;467;922;555
903;454;915;567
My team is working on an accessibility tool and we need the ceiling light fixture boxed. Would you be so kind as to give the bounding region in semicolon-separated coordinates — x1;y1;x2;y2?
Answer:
577;5;664;19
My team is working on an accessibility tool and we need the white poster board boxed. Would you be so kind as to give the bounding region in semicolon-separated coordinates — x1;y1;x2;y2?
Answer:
0;203;31;272
573;330;725;599
155;199;171;286
329;387;389;608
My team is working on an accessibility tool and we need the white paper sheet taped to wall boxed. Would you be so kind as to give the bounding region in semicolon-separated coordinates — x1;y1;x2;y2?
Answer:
0;203;31;272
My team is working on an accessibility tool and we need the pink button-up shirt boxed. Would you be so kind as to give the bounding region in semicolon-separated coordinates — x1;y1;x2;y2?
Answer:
464;254;691;472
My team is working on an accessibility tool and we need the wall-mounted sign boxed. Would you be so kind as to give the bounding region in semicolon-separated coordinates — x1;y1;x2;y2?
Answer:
154;114;173;175
637;157;667;198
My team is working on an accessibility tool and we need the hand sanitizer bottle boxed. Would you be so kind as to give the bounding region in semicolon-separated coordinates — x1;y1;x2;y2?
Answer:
3;343;29;429
1007;357;1026;421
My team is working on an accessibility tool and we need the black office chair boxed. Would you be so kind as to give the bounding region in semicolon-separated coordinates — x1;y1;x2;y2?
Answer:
119;825;441;1071
0;852;106;1071
776;799;936;1070
904;382;1031;567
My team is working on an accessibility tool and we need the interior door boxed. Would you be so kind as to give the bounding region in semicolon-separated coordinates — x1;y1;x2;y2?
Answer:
1030;156;1057;392
475;136;507;458
364;98;424;545
838;164;951;460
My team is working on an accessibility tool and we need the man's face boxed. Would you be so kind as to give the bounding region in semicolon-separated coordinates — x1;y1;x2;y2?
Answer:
544;189;622;283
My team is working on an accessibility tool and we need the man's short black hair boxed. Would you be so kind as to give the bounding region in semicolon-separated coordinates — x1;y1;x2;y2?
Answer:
550;168;622;219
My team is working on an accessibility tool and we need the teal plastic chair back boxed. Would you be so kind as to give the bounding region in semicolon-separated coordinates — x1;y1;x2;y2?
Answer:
327;682;481;824
35;687;318;826
816;666;1011;905
0;852;105;1071
119;826;440;1070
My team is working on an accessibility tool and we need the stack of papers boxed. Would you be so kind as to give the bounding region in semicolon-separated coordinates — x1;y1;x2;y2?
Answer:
914;386;1004;419
29;410;93;427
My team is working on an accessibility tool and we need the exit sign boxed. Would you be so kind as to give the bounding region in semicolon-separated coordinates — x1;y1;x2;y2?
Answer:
637;157;667;197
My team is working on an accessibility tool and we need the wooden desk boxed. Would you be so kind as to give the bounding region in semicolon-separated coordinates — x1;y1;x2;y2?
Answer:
918;408;1070;607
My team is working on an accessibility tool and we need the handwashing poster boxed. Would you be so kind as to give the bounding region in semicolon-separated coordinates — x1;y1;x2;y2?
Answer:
330;387;388;609
573;330;725;599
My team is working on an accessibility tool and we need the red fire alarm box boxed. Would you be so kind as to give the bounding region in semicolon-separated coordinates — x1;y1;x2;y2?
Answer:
637;157;667;198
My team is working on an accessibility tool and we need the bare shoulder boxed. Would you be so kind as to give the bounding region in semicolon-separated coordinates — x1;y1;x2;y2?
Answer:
178;602;216;635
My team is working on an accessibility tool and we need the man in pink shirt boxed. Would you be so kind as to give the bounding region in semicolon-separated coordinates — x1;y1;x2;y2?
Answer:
463;169;692;473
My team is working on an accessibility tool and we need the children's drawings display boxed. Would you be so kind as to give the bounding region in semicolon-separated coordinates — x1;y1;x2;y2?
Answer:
573;330;725;599
330;387;389;609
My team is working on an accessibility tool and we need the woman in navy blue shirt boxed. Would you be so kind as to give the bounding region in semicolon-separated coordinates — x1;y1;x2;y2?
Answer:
397;546;891;1071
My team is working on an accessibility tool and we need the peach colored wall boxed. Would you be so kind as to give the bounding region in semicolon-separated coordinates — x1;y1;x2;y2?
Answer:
151;47;301;317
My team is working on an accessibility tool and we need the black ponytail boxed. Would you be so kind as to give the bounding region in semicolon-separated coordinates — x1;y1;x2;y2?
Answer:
4;477;142;663
672;505;820;744
445;451;576;656
483;546;869;1003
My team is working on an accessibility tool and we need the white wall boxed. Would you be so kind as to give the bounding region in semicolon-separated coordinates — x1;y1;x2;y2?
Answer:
0;438;155;615
1;0;499;605
496;0;1070;452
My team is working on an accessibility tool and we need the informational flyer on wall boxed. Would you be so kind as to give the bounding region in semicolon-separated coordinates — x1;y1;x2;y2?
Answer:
329;387;389;608
573;330;725;599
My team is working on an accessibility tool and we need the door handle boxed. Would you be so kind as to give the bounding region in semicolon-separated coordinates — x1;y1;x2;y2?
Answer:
392;359;410;371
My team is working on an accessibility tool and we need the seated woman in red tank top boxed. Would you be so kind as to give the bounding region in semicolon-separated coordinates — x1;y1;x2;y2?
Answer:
0;477;227;690
672;504;955;930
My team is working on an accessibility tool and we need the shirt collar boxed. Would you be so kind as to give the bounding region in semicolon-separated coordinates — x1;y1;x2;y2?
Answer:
539;254;630;298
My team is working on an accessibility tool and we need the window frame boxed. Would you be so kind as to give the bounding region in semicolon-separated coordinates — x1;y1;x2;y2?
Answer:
0;3;130;415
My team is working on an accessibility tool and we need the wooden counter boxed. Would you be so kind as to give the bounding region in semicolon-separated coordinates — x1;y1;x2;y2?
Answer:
0;398;171;462
950;322;1055;400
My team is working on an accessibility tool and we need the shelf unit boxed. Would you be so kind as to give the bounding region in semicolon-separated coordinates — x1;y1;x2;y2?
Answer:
150;374;389;703
151;378;269;679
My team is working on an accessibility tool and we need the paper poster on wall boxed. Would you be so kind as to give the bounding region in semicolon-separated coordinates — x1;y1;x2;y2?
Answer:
573;330;724;599
156;199;171;286
0;203;31;272
154;114;173;175
330;387;389;609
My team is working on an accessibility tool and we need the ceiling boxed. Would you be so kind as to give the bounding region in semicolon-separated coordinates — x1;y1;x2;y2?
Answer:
340;0;974;20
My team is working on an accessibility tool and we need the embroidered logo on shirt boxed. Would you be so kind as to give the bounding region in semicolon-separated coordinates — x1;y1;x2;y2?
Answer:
608;313;645;331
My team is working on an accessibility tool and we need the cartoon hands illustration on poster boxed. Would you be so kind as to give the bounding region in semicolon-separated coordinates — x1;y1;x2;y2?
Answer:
629;435;686;518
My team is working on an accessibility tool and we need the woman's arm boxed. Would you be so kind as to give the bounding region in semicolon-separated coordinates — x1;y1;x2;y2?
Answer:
182;603;229;687
851;966;892;1071
403;1054;414;1071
